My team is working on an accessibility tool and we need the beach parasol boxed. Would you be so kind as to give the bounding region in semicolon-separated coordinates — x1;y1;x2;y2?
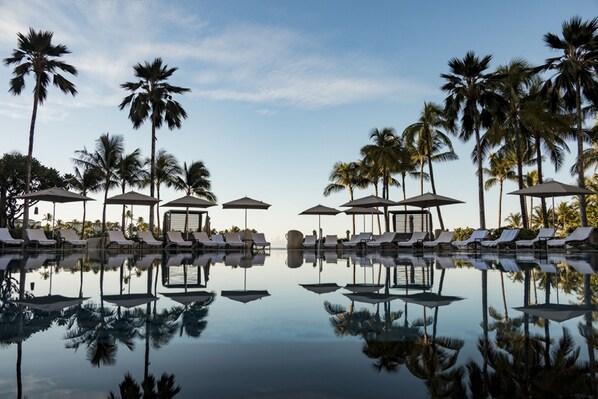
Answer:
14;295;89;313
344;206;383;232
102;293;159;309
17;187;94;231
299;254;341;294
395;192;464;233
161;291;215;306
514;303;596;323
344;292;402;304
222;196;270;230
397;292;463;308
299;204;340;252
221;253;270;304
341;195;396;233
344;283;385;293
508;180;595;227
106;191;160;235
162;195;216;233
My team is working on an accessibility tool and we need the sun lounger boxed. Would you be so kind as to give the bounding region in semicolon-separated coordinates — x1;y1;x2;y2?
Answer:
396;232;428;250
165;231;194;250
136;231;163;248
422;231;454;251
343;232;372;249
323;235;338;249
252;232;271;251
366;232;397;249
452;229;490;250
105;230;135;249
25;229;57;249
0;228;24;249
480;229;520;249
191;231;219;249
499;259;520;272
515;228;556;249
566;258;596;274
0;253;22;270
210;234;227;249
303;234;317;249
546;227;596;250
57;229;87;248
224;233;246;249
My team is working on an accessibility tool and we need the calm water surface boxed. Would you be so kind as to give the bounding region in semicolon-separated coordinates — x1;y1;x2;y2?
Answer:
0;249;596;398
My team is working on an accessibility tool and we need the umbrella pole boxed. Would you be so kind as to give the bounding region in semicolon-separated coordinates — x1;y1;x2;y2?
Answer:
363;214;366;232
318;215;321;254
244;209;247;230
552;196;555;228
52;202;56;233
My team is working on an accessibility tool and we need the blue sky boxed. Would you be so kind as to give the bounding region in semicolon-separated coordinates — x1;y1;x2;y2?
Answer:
1;0;597;246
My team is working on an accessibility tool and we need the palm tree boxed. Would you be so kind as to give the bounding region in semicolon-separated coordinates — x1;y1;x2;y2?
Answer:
171;161;216;232
74;133;124;234
361;128;403;231
119;58;190;232
484;153;518;228
442;51;505;229
504;212;523;228
403;103;458;230
65;166;102;238
117;149;143;233
4;28;77;235
323;161;368;234
540;16;598;227
150;150;181;235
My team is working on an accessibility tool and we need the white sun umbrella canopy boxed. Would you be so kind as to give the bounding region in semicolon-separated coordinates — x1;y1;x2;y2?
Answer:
508;180;596;227
222;196;271;230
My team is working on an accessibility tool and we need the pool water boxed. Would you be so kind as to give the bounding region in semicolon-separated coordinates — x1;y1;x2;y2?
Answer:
0;249;596;398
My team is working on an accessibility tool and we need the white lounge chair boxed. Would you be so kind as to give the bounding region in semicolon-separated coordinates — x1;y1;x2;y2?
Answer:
303;234;317;249
323;235;338;249
422;231;454;251
252;232;271;251
366;232;397;249
165;231;194;249
480;229;520;249
224;233;245;249
25;229;57;249
105;230;135;249
210;234;227;249
343;232;372;249
0;228;24;249
546;227;596;250
57;229;87;248
452;230;490;249
191;231;219;249
396;232;428;250
136;231;163;248
515;228;556;249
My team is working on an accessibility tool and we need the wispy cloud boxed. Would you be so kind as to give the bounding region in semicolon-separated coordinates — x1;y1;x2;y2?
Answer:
0;1;433;117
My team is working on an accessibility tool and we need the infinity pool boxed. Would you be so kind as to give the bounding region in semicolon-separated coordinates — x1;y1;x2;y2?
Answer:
0;249;596;398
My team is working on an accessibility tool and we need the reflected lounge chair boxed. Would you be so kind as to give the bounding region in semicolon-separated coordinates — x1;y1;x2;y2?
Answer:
165;231;194;250
25;229;57;249
0;228;24;249
480;229;520;250
422;231;454;251
452;230;490;250
191;232;219;249
105;230;135;250
546;227;596;250
57;229;87;248
515;228;556;250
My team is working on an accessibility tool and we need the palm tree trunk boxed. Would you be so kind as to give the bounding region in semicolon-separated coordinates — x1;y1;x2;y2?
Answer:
475;127;486;229
402;174;407;232
22;85;41;238
121;183;126;233
156;184;161;235
498;181;503;228
374;185;382;234
149;123;157;233
515;126;529;229
81;201;87;239
349;187;355;234
427;152;445;230
535;132;549;227
576;82;588;227
102;183;109;234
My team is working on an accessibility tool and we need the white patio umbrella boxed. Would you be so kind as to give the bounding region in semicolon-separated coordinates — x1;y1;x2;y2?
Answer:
222;196;271;230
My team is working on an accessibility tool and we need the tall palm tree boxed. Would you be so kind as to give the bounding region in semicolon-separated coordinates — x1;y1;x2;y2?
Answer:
484;153;518;228
149;150;181;235
540;16;598;227
171;161;216;233
117;149;143;233
4;28;77;235
119;58;190;232
74;133;124;234
403;103;457;230
442;51;505;229
323;161;368;234
361;128;403;231
66;166;102;238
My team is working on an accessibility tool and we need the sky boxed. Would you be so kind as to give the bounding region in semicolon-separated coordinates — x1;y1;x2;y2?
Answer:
1;0;597;247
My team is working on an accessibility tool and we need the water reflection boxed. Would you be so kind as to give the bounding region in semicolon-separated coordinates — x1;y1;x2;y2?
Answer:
0;249;595;397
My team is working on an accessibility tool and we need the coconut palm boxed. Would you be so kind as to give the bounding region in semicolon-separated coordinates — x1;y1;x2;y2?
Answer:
504;212;523;228
119;58;190;232
65;166;102;238
150;150;181;235
323;161;368;234
540;16;598;227
484;153;518;228
4;28;77;235
73;133;124;234
403;104;458;230
442;51;505;229
117;149;143;233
